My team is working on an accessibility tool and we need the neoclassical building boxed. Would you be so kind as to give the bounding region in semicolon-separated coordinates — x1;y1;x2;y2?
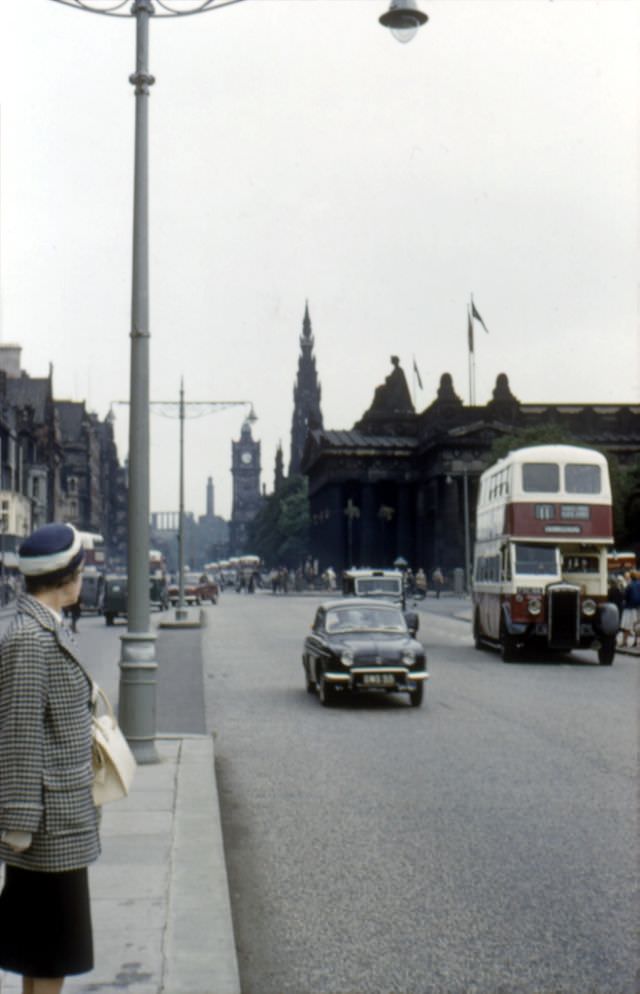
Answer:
301;357;640;577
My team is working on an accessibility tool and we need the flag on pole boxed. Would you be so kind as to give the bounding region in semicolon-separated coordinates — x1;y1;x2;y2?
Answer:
412;357;423;390
471;299;490;334
467;308;474;354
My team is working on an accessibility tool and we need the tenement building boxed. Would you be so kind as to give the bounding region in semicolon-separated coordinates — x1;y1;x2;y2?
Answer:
0;344;127;568
301;357;640;577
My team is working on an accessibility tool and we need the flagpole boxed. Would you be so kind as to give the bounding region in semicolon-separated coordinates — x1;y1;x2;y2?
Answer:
468;301;476;406
412;354;416;408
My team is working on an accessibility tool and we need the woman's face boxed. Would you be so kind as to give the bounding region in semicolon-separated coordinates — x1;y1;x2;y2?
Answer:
60;569;83;608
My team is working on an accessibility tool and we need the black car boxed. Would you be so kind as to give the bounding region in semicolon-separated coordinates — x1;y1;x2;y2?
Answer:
302;598;428;707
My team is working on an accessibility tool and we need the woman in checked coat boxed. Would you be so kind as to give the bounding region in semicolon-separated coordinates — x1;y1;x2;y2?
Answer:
0;524;100;994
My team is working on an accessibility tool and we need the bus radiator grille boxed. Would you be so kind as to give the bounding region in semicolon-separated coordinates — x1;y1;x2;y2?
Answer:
547;586;580;648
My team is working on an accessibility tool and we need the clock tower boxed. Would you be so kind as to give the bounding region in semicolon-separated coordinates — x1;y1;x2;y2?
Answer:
230;418;262;554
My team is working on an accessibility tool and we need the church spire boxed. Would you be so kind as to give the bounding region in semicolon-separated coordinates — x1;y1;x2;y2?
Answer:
302;300;312;340
289;302;323;476
274;441;285;492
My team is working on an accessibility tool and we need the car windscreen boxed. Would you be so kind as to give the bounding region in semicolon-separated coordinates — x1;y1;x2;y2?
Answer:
514;544;559;576
325;606;407;633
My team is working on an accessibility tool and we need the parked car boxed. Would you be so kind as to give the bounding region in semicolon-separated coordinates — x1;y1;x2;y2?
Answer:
168;571;218;606
302;598;428;707
196;573;219;604
103;574;128;626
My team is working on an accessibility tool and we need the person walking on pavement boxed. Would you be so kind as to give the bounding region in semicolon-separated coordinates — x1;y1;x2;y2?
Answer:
620;570;640;648
415;568;427;599
0;523;101;993
63;595;82;634
432;567;444;598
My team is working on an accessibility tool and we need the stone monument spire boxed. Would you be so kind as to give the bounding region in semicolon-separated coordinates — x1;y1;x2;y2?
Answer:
289;302;323;475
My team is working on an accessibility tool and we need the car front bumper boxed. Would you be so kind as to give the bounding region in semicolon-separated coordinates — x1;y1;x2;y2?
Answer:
324;667;429;690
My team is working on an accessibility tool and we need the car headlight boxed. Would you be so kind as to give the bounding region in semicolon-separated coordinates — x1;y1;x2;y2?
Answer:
340;649;354;666
582;598;597;617
527;596;542;616
402;650;416;666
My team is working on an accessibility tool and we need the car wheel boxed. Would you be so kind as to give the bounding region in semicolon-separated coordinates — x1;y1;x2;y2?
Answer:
303;657;316;694
473;611;484;650
105;613;114;626
598;636;615;666
211;596;217;605
409;683;423;707
317;669;335;707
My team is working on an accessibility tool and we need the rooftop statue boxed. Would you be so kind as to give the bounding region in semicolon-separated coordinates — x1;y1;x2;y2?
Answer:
368;356;414;415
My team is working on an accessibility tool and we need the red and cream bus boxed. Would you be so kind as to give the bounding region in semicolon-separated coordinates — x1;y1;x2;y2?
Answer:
472;444;619;664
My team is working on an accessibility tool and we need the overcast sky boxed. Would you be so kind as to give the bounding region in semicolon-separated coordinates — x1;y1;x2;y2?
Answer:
0;0;637;521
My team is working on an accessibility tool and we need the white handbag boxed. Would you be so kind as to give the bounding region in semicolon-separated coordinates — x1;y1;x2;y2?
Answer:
91;685;137;806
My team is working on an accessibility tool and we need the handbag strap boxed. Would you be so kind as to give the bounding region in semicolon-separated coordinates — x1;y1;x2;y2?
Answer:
92;685;116;721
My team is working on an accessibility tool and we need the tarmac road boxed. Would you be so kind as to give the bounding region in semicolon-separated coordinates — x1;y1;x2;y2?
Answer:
204;591;637;994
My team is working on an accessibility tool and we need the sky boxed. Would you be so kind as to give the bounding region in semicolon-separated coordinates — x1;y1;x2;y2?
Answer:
0;0;637;521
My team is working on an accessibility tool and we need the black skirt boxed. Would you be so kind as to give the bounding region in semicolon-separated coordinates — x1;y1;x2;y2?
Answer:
0;864;93;977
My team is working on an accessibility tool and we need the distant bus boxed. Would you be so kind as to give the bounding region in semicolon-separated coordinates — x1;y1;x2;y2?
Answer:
77;531;105;569
77;531;106;612
607;551;637;574
471;444;619;665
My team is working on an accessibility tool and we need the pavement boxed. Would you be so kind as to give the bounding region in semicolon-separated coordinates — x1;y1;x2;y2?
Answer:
0;592;637;994
0;734;240;994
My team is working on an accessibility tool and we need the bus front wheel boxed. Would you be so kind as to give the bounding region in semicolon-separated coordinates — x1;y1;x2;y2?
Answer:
500;629;519;663
473;611;484;650
598;637;615;666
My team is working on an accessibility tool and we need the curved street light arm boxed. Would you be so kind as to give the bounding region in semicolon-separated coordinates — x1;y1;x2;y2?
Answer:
49;0;249;18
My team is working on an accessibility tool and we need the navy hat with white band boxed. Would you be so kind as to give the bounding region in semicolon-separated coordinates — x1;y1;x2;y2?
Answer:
18;523;84;581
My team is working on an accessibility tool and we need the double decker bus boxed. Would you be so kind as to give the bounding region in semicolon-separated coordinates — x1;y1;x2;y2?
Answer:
77;531;106;613
472;444;619;665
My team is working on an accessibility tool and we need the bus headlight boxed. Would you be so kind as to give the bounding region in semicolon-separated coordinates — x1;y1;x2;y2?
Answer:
527;596;542;616
582;599;597;617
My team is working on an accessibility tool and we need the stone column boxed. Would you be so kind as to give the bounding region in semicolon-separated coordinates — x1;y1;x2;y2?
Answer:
396;485;413;563
359;484;376;567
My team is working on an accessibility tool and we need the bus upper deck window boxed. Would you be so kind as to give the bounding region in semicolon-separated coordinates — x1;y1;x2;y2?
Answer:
522;463;559;493
565;464;601;494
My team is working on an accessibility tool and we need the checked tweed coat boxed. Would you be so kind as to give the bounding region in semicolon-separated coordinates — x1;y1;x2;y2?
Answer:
0;594;100;871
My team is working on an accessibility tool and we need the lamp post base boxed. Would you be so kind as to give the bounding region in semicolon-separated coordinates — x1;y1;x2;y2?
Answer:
158;606;203;629
118;631;159;764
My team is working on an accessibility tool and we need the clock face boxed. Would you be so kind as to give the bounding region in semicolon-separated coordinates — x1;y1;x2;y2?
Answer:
241;451;253;465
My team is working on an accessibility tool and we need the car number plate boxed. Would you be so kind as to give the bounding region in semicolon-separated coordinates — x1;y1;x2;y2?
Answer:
362;673;395;687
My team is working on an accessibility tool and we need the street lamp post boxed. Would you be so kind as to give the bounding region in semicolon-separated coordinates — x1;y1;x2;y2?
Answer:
379;0;428;43
344;499;360;569
50;0;249;764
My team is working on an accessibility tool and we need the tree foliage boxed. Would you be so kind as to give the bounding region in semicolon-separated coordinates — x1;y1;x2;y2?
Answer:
247;474;310;568
488;424;578;463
